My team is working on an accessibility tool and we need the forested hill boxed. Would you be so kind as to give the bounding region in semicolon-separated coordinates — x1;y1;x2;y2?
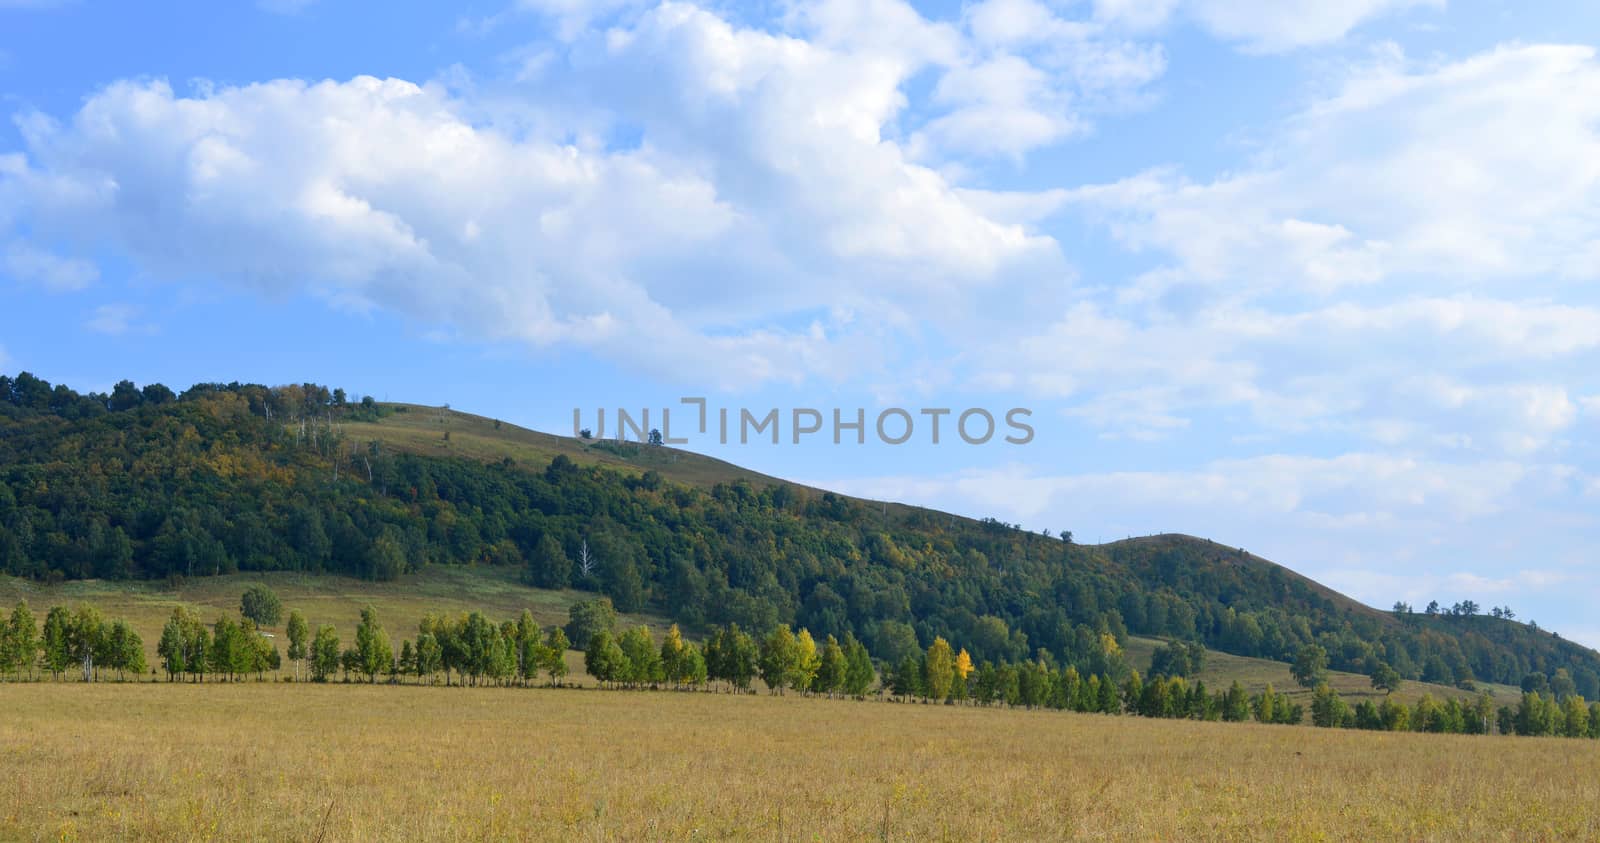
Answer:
2;372;1597;695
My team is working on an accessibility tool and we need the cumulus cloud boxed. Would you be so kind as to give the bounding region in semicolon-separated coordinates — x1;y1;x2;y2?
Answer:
1093;0;1441;52
84;303;149;336
0;1;1140;387
3;240;99;289
1000;44;1600;452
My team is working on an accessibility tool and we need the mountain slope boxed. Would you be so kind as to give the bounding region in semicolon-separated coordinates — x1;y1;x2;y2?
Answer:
1;372;1595;695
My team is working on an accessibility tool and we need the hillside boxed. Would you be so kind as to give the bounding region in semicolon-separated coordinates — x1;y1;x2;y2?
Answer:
1;371;1596;696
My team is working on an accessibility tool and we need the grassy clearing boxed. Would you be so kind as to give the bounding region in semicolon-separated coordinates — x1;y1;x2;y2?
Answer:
1123;636;1524;710
0;568;668;675
345;403;791;492
1;682;1595;841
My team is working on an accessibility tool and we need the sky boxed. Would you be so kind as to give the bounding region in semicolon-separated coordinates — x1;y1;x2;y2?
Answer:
3;0;1600;645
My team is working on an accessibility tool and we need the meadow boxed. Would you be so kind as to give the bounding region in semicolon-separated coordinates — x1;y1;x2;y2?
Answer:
1;682;1596;841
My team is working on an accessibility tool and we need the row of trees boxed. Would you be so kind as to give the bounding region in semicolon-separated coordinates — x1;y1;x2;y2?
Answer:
0;601;146;682
12;593;1600;746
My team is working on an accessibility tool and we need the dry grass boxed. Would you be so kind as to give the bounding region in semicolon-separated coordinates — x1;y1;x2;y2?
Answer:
0;568;668;674
1;683;1596;841
344;404;791;492
1122;636;1525;710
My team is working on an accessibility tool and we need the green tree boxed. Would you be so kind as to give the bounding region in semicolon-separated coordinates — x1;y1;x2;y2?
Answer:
815;635;847;697
69;605;107;682
618;625;661;687
354;605;392;683
285;609;309;681
923;636;956;701
1290;644;1329;689
415;632;443;684
890;655;923;699
543;627;570;685
106;619;146;680
1310;683;1351;728
311;625;341;682
526;533;572;589
584;629;628;687
4;601;37;679
210;616;249;681
759;626;799;695
239;584;283;627
564;598;617;650
843;634;875;697
40;606;72;680
1370;661;1403;695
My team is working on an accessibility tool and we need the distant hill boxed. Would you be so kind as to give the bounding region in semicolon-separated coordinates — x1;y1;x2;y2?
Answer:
1;371;1596;697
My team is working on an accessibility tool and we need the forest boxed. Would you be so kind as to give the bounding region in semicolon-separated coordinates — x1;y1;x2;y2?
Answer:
2;371;1598;699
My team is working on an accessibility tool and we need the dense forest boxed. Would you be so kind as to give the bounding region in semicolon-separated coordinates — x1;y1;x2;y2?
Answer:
2;371;1598;697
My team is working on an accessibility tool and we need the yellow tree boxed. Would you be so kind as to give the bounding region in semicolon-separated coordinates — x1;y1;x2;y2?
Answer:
791;628;821;693
952;648;975;702
660;624;687;685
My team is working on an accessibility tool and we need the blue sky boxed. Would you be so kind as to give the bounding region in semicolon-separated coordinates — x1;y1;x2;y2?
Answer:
5;0;1600;645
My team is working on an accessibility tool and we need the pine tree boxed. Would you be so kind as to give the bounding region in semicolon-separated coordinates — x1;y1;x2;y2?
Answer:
842;633;875;697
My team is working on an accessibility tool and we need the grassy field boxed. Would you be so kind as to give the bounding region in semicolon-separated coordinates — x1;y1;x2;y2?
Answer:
1123;636;1524;709
2;682;1596;841
344;403;792;492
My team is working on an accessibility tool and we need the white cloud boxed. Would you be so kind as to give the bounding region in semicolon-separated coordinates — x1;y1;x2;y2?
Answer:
1008;44;1600;452
3;240;98;290
1185;0;1442;53
1072;45;1600;297
84;303;147;336
1093;0;1441;52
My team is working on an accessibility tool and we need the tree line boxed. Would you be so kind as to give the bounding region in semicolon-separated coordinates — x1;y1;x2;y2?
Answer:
4;590;1598;745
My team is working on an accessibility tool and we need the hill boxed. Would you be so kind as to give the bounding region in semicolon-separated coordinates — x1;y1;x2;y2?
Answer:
1;371;1596;697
